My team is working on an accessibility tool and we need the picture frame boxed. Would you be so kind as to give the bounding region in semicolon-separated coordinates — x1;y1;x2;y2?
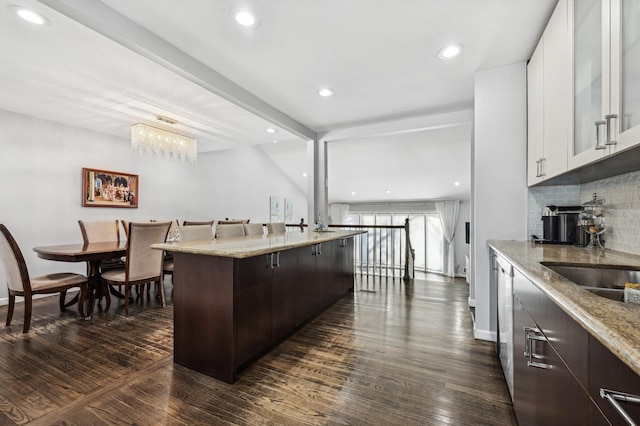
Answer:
285;198;293;222
82;167;138;208
270;196;281;222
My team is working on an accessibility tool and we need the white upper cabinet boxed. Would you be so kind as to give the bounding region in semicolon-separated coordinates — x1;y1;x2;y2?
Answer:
569;0;640;169
527;0;570;186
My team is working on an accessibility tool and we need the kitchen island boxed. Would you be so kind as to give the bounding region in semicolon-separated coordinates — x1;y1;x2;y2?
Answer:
153;229;363;383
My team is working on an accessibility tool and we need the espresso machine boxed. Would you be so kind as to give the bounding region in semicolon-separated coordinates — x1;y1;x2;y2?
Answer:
539;205;585;245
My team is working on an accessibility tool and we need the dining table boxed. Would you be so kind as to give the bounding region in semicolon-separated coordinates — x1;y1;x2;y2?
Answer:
33;241;127;319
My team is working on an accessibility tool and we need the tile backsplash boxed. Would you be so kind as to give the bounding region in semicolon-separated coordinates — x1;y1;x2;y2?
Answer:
528;170;640;255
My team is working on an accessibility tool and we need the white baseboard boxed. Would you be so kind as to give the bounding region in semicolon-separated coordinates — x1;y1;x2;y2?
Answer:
474;328;497;342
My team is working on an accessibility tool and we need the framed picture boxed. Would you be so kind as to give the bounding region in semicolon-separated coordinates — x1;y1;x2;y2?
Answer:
285;198;293;222
82;167;138;208
270;196;281;222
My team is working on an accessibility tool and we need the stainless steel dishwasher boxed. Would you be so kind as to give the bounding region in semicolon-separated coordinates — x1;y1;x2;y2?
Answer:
495;252;514;400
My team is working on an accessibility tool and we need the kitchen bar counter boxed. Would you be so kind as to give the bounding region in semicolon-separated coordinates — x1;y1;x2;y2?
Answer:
152;229;364;258
488;240;640;376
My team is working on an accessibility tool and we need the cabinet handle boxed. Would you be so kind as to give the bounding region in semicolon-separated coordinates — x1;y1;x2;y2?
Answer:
339;238;347;247
535;159;545;178
524;327;551;369
595;120;607;150
317;243;322;255
605;114;618;146
273;252;280;268
266;254;273;269
600;388;640;426
311;244;317;256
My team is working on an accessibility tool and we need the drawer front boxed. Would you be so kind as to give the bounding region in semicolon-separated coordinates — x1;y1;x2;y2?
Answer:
513;267;588;388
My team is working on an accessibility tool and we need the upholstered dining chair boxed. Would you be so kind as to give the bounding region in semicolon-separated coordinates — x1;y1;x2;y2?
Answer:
163;224;214;280
215;223;246;239
267;222;287;234
0;224;88;333
217;219;249;225
78;219;124;270
101;221;171;316
243;223;264;236
182;220;214;226
79;219;120;243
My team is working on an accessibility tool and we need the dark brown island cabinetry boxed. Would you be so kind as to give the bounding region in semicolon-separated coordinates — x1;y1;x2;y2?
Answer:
169;233;357;384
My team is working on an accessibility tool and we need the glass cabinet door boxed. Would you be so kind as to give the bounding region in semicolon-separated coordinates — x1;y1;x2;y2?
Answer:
569;0;610;167
611;0;640;150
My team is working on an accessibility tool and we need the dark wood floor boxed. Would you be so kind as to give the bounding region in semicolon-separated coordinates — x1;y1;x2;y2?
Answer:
0;275;516;425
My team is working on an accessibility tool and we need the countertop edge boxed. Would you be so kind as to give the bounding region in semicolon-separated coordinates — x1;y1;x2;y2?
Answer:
488;240;640;377
152;230;365;258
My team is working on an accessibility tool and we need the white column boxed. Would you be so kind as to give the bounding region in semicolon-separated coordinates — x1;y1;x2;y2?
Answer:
472;62;528;341
307;137;328;226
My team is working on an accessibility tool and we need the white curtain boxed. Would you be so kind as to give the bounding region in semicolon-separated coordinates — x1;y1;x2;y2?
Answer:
435;200;459;278
328;204;350;225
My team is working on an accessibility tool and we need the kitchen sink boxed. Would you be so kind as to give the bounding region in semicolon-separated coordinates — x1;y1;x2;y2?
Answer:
542;263;640;302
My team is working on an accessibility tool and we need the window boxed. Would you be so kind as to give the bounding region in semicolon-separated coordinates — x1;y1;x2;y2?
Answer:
345;211;444;275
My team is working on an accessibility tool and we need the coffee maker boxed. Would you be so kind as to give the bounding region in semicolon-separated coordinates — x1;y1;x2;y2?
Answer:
541;205;584;244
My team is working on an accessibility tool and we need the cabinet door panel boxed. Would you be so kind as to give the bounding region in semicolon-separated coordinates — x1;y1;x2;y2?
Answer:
610;0;640;153
272;249;300;342
589;336;640;425
535;338;590;425
235;256;272;367
570;0;610;168
513;298;538;426
528;39;545;186
543;0;570;178
297;245;319;321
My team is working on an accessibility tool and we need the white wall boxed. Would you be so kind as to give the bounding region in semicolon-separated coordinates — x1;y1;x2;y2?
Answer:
0;108;307;304
472;63;528;341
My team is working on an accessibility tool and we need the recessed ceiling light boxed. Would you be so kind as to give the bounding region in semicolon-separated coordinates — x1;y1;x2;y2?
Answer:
438;44;463;60
454;181;461;186
385;190;392;194
10;6;50;25
234;10;257;27
266;128;277;134
351;191;356;195
302;172;308;177
318;88;335;97
272;140;278;144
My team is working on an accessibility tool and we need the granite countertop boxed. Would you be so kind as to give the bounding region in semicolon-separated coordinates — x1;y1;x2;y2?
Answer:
152;229;365;259
488;240;640;376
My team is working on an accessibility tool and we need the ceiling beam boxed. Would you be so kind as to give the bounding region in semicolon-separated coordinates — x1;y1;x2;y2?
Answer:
36;0;317;141
320;109;473;143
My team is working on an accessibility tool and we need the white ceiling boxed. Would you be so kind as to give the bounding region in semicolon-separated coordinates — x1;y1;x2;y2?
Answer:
0;0;557;203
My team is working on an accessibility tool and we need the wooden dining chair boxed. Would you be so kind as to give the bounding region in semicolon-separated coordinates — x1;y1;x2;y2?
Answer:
101;222;171;316
0;224;88;333
267;222;287;234
163;224;214;281
215;223;245;239
243;223;264;236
